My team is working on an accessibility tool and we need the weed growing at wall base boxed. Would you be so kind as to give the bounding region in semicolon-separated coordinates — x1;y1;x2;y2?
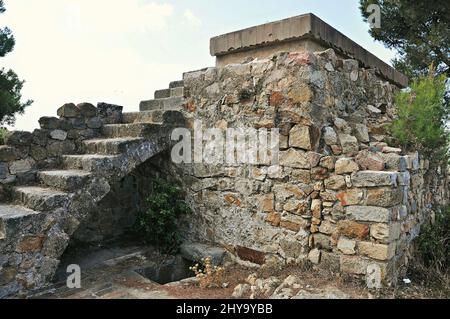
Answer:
190;256;225;289
0;127;7;144
408;206;450;295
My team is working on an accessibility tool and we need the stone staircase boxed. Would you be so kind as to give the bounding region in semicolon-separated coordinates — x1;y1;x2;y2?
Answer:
0;81;186;297
139;80;186;112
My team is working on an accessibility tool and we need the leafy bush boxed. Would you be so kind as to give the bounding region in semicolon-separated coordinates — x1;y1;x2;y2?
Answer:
417;207;450;272
409;207;449;290
0;2;33;125
390;74;449;158
0;127;6;144
134;178;191;253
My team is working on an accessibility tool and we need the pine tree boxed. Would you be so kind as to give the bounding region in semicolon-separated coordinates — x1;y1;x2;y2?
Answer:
0;0;33;126
360;0;450;78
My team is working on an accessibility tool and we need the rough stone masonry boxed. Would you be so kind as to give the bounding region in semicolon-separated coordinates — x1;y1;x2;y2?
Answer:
169;13;448;287
0;13;449;297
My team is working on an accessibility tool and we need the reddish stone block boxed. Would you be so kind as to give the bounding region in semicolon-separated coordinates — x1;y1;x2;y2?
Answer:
235;246;266;265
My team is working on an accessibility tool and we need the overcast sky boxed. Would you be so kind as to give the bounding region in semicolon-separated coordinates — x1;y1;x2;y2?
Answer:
1;0;396;131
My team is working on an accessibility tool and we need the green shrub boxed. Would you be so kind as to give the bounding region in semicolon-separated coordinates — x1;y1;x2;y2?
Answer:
0;127;7;145
417;207;450;272
409;207;450;290
134;178;191;253
390;74;449;158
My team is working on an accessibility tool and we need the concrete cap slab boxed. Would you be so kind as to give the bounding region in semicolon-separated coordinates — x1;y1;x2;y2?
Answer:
210;13;408;87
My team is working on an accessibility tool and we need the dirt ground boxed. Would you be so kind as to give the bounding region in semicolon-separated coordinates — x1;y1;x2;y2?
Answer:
29;240;448;300
131;263;450;300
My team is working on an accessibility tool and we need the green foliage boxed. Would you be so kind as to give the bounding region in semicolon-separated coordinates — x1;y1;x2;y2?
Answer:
359;0;450;77
0;127;7;144
417;207;450;272
0;0;33;125
389;74;449;158
409;207;450;291
0;1;15;58
0;69;33;125
134;178;191;253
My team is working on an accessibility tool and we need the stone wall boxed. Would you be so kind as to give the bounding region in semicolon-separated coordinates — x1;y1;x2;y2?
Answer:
72;174;140;243
168;48;448;285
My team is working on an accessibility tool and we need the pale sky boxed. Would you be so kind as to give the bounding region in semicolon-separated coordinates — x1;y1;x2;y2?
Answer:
1;0;397;131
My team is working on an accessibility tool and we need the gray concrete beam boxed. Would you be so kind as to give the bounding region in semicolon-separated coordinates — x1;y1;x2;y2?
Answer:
210;13;408;88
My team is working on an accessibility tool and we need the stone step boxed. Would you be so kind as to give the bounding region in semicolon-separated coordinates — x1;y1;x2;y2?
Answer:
139;96;184;112
0;204;41;241
37;170;91;192
101;123;162;138
170;86;185;98
170;87;186;98
154;87;185;99
62;154;121;172
83;137;144;155
169;80;184;88
122;110;185;126
122;110;165;124
154;88;171;99
13;186;71;212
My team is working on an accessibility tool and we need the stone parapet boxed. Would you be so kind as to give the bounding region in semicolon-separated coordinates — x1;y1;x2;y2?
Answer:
210;13;408;88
